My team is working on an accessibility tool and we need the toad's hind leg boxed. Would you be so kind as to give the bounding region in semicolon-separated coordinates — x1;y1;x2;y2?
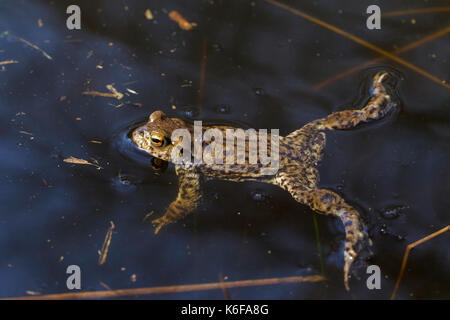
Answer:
286;186;365;291
303;72;395;133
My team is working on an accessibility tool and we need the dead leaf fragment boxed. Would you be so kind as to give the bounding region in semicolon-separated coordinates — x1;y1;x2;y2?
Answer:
63;156;102;169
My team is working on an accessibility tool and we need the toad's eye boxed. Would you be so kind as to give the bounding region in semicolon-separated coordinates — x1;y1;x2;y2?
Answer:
150;131;165;147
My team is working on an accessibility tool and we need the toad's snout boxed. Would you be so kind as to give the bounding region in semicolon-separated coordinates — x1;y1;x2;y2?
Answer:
132;126;150;149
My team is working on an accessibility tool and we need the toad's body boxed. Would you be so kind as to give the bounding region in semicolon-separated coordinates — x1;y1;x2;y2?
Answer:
132;72;395;290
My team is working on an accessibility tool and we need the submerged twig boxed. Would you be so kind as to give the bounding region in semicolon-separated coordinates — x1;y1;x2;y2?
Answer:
82;84;124;100
5;274;325;300
312;213;325;276
198;39;208;110
264;0;450;90
391;225;449;299
314;26;450;89
218;273;231;300
382;7;450;17
2;31;53;60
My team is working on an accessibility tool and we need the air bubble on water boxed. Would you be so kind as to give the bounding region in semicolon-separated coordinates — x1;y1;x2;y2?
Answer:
251;190;267;201
379;205;407;220
253;88;265;96
212;43;223;52
181;106;199;118
215;105;230;114
111;173;136;193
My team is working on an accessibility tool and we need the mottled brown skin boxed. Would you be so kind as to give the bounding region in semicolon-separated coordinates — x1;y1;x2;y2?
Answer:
132;72;395;290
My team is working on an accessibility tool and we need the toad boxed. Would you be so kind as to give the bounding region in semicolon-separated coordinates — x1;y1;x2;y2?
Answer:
132;72;396;290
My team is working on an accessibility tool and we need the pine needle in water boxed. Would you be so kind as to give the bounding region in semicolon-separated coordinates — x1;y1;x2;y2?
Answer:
98;221;115;265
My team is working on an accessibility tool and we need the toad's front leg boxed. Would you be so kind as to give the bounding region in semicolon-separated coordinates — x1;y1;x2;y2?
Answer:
152;166;202;234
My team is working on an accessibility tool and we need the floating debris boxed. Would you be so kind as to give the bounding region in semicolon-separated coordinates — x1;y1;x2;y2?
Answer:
63;156;103;169
98;221;115;265
145;9;154;20
2;31;53;60
19;130;33;136
126;88;138;95
37;18;43;28
82;84;124;100
0;60;18;65
169;11;196;31
106;84;124;99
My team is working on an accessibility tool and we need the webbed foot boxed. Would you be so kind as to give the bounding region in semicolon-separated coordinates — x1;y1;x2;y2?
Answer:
151;203;185;234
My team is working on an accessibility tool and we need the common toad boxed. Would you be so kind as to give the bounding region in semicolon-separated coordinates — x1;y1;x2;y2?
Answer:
132;72;396;290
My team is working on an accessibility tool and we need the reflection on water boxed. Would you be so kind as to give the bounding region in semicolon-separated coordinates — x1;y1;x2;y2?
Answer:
0;0;448;299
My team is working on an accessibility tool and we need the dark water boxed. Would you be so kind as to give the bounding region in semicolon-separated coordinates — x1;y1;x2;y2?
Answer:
0;0;448;299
